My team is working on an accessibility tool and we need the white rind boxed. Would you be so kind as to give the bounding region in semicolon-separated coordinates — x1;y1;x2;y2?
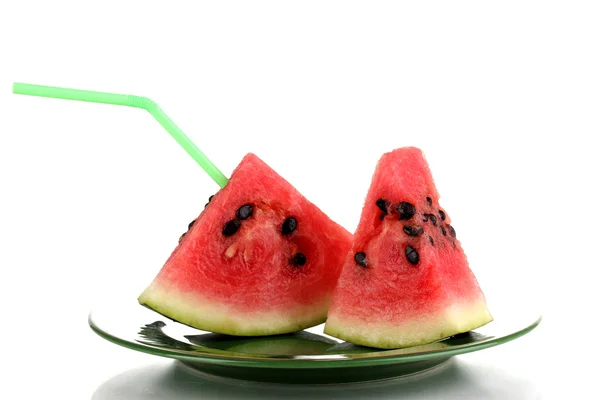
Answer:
324;298;493;349
138;282;330;336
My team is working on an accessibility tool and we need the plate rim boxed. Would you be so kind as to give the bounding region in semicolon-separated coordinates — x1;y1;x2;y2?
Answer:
89;308;542;369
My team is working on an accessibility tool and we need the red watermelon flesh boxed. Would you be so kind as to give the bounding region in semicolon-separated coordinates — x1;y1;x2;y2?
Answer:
139;153;353;336
324;147;492;349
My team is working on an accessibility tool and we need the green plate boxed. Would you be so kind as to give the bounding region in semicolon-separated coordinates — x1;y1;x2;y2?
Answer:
89;301;540;384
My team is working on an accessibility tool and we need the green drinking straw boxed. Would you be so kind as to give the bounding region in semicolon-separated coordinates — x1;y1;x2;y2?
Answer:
12;82;229;188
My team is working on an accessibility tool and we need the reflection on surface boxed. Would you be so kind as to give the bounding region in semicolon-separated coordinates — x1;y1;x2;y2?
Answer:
92;358;540;400
137;321;199;351
136;318;493;359
186;331;338;356
130;322;496;384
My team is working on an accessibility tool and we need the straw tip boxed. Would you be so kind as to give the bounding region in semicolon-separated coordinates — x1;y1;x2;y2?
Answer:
12;82;25;94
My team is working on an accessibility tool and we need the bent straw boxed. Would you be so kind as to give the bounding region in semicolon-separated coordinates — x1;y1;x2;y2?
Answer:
12;83;229;188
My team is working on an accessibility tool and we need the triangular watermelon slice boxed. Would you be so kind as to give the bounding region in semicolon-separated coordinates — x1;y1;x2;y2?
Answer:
324;147;492;349
139;154;353;336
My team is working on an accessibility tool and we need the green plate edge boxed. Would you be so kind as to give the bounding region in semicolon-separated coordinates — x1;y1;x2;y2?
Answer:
89;314;541;369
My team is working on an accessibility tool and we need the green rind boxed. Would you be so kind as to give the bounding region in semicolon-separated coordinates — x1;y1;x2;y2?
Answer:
324;300;493;349
139;285;330;336
324;321;490;350
142;301;327;336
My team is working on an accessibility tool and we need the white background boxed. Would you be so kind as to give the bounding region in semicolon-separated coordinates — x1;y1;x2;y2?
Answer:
1;1;598;398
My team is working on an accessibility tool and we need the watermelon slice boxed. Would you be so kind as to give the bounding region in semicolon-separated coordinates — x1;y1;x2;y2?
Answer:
324;147;492;349
139;153;352;336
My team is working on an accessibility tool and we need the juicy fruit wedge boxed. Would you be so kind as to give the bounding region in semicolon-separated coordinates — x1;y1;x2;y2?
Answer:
324;147;492;349
139;154;352;336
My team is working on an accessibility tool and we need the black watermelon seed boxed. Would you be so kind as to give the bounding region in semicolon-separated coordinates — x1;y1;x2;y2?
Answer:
205;195;215;208
376;199;389;220
439;209;446;221
405;245;419;265
423;214;429;222
354;252;368;268
236;204;253;220
396;202;416;220
440;226;447;236
426;197;432;206
188;219;196;230
448;225;456;237
429;213;437;226
178;232;186;243
222;219;241;236
428;235;434;245
376;198;389;213
403;225;424;237
291;253;306;267
282;217;298;235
